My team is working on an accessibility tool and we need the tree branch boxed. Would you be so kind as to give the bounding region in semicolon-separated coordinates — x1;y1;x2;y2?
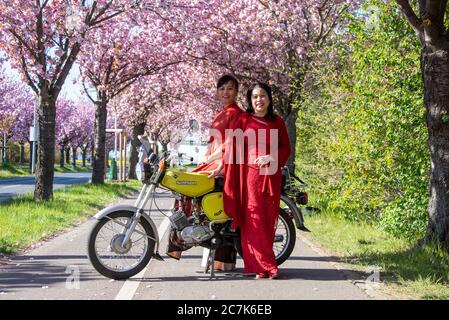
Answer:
395;0;424;34
51;38;70;85
9;29;39;61
82;81;96;104
53;42;81;97
20;56;39;95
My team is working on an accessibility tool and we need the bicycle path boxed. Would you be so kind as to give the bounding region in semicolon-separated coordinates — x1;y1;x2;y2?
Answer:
0;192;377;300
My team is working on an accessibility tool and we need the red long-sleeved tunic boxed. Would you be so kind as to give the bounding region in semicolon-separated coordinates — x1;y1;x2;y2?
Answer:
223;113;291;274
195;103;242;173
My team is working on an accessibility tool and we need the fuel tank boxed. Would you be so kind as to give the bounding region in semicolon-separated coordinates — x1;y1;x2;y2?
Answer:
161;169;215;197
201;192;229;221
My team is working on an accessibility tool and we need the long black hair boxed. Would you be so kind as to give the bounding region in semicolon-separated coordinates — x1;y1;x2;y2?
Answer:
246;82;275;121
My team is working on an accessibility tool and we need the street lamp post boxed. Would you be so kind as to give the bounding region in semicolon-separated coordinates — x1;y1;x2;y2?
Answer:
30;95;38;174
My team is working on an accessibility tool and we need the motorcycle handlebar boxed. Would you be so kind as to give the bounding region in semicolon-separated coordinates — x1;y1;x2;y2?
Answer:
148;151;193;168
282;166;308;188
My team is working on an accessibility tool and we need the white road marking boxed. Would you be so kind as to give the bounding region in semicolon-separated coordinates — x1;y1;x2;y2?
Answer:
0;185;21;190
114;217;171;300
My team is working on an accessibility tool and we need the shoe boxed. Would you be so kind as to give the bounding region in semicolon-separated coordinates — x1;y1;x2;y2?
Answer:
255;273;268;279
214;261;236;272
269;272;280;279
166;251;181;260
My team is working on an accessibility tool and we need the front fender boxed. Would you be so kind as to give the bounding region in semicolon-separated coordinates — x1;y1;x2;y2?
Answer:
280;194;310;232
93;204;161;253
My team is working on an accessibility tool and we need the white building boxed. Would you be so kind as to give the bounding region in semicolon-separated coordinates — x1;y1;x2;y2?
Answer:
170;132;208;165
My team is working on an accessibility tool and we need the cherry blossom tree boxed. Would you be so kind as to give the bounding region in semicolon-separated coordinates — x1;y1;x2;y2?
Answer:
78;10;188;183
71;102;95;168
0;71;35;165
112;61;219;178
55;98;75;168
0;0;151;200
165;0;357;170
55;97;94;168
10;101;35;164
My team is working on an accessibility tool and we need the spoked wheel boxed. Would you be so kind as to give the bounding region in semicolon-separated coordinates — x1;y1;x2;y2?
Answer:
273;208;296;265
234;208;296;266
87;211;156;280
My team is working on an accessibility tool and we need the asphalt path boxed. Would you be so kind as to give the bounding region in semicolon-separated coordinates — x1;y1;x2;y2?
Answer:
0;191;377;301
0;172;92;203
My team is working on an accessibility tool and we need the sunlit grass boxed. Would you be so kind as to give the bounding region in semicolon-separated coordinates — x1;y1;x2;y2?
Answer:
0;164;30;178
303;211;449;300
0;180;142;254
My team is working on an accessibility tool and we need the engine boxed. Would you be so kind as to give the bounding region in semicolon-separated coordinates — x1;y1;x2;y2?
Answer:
169;209;214;245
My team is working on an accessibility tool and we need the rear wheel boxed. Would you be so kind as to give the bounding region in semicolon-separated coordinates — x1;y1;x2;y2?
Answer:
87;211;156;280
234;208;296;266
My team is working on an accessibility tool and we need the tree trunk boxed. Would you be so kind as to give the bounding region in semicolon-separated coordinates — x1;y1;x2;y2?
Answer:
92;98;108;184
34;94;56;201
60;146;65;167
19;143;25;164
1;134;6;165
152;132;159;155
65;147;70;165
285;108;298;174
0;138;3;165
161;141;168;153
82;148;87;167
128;122;146;180
72;146;77;169
422;49;449;249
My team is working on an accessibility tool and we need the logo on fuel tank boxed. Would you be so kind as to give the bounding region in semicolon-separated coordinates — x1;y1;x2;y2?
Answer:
176;181;197;185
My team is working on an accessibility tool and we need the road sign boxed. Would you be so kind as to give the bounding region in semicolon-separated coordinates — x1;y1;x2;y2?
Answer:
29;127;36;142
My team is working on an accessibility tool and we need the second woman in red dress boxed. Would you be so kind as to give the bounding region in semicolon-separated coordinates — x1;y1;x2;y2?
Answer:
166;74;242;272
223;82;291;279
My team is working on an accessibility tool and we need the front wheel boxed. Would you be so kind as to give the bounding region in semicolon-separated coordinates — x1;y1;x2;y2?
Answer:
87;211;156;280
234;208;296;266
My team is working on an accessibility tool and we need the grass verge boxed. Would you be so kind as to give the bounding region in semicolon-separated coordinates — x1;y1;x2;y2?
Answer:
0;165;30;178
302;211;449;300
0;180;142;254
0;164;91;179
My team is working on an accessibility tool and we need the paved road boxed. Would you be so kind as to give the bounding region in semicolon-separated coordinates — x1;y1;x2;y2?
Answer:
0;191;376;301
0;172;92;203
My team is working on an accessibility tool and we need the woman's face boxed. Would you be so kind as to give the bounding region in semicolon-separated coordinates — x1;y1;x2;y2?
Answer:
217;81;238;106
251;86;270;117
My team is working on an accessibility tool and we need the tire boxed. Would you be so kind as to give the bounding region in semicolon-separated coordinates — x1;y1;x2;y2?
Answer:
87;211;156;280
274;208;296;265
234;208;296;266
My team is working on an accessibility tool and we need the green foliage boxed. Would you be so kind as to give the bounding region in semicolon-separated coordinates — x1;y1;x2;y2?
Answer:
380;196;428;240
296;0;429;240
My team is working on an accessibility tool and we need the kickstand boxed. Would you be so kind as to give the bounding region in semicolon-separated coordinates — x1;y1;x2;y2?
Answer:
204;248;216;278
